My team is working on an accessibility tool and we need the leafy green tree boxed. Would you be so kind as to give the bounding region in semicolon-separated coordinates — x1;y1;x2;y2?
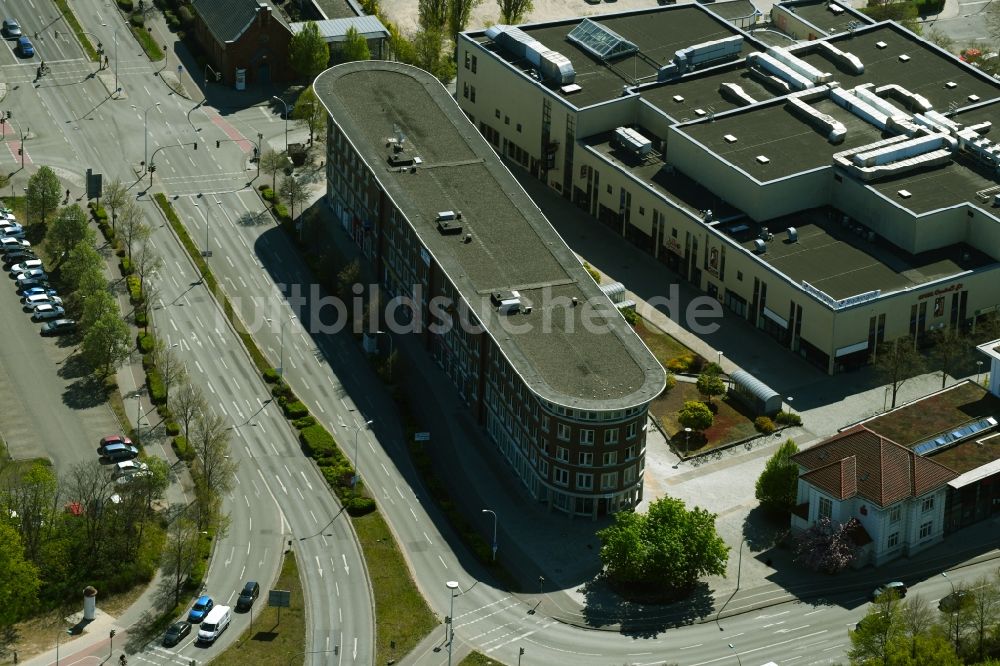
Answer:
413;28;456;83
850;590;904;666
66;267;108;319
861;0;919;33
449;0;482;38
968;575;1000;661
361;0;380;12
81;290;118;331
48;204;93;265
289;21;330;81
874;337;925;410
497;0;532;24
0;522;41;625
292;86;327;147
695;372;725;403
884;630;962;666
754;438;799;514
260;150;287;194
340;26;371;62
387;22;417;64
678;400;713;433
0;461;58;563
152;339;187;407
81;311;130;376
103;178;128;233
26;166;62;226
596;496;728;595
63;243;103;292
118;200;149;263
419;0;449;30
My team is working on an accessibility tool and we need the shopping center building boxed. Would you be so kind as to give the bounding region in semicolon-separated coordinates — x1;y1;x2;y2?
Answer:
314;62;666;517
456;2;1000;373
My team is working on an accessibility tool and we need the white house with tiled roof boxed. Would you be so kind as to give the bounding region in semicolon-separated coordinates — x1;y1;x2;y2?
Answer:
791;425;958;567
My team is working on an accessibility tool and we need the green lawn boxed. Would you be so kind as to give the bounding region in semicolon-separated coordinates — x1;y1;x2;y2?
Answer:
211;552;305;666
634;319;696;369
353;511;436;666
459;651;502;665
864;381;1000;446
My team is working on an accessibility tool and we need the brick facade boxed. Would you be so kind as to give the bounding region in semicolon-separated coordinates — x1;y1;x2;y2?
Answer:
192;4;293;87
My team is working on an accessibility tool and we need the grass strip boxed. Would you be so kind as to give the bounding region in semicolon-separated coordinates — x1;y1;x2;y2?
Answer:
130;25;164;62
353;511;436;666
211;552;305;666
459;652;501;665
54;0;99;61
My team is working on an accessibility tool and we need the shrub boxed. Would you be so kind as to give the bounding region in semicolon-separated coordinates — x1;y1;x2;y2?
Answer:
141;353;154;370
620;307;639;326
156;404;171;419
299;424;338;458
129;11;145;27
178;5;195;26
666;353;695;373
774;411;802;426
93;205;108;221
274;203;290;223
262;188;275;202
117;0;133;10
703;362;723;375
164;10;180;31
172;436;195;461
115;246;126;258
755;416;776;434
282;400;309;419
345;496;376;516
137;332;155;354
262;367;280;383
582;261;601;284
165;421;180;436
127;275;142;303
292;415;316;429
134;310;148;328
147;369;166;405
271;382;297;403
688;355;706;374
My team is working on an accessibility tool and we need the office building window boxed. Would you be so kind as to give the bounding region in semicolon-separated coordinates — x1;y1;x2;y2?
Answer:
472;55;477;73
919;521;932;539
600;472;618;490
554;467;568;487
470;86;476;102
556;446;568;462
578;452;593;466
626;422;638;440
921;497;934;512
538;460;548;476
580;429;594;445
602;451;617;465
604;429;619;445
463;82;469;99
557;423;570;441
623;465;636;484
576;473;593;490
625;445;636;460
887;532;899;548
889;506;901;524
464;52;470;69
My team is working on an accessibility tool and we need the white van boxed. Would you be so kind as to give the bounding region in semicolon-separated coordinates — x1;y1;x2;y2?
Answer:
197;605;231;644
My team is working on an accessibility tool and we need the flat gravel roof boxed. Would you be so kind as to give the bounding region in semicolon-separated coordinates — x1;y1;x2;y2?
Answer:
315;61;665;409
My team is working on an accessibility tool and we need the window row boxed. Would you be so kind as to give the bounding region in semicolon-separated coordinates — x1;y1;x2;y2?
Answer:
557;422;637;443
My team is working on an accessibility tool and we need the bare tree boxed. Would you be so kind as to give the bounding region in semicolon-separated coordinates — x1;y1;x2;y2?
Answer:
174;382;207;442
64;461;118;560
191;411;238;499
930;328;972;389
118;200;150;263
152;339;188;408
874;337;925;410
103;178;129;233
260;150;288;194
900;594;935;659
279;175;307;221
133;234;163;298
161;511;200;607
968;575;1000;661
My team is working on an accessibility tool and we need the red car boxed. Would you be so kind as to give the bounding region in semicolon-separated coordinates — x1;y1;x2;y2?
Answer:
99;434;133;448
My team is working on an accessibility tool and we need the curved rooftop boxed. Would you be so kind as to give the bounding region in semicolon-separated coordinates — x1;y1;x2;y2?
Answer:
314;61;665;410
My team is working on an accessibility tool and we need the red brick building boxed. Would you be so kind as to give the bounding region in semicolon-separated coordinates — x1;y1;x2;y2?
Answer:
191;0;294;87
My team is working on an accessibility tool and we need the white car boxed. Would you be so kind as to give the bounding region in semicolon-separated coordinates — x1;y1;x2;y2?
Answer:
10;259;43;275
1;226;25;239
31;304;65;321
0;236;29;251
112;460;149;478
1;220;22;232
15;268;47;283
22;293;62;311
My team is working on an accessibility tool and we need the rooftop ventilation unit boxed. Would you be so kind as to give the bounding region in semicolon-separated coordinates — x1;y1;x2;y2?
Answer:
787;227;798;242
658;36;743;80
436;211;463;235
487;25;576;84
490;290;522;315
753;239;766;253
613;127;652;156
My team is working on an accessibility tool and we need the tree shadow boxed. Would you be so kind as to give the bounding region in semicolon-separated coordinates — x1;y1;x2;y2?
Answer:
122;576;181;653
57;351;92;380
237;210;270;227
579;575;716;637
0;625;17;661
742;505;790;553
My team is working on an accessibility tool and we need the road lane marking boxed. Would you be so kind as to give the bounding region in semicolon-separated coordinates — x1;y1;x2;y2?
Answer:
309;509;318;523
685;630;829;666
424;531;432;545
297;487;304;500
300;470;313;490
275;476;287;494
679;644;702;649
438;555;448;569
315;555;324;577
342;554;349;575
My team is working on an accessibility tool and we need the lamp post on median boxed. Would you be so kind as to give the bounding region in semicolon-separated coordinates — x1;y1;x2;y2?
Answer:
342;419;374;489
445;580;459;666
272;96;289;151
482;508;498;561
376;329;394;382
727;643;743;666
266;315;297;377
131;102;161;173
684;426;692;456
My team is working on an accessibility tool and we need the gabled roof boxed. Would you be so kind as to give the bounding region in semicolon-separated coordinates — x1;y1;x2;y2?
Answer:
290;17;388;43
793;425;958;507
192;0;289;45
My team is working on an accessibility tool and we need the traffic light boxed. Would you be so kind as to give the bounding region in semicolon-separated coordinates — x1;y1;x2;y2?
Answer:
17;148;22;155
109;629;116;638
148;164;156;173
5;111;10;119
216;140;220;148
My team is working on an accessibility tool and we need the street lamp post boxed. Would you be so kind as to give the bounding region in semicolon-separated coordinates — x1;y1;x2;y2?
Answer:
134;395;143;447
942;572;961;650
482;509;498;561
684;426;692;455
266;315;297;377
376;329;394;382
343;420;374;488
727;643;743;666
976;360;984;385
272;96;289;151
18;126;28;169
786;396;794;415
131;102;161;172
445;580;459;666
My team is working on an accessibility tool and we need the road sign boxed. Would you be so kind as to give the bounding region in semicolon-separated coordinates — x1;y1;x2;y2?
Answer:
414;432;430;442
268;589;291;607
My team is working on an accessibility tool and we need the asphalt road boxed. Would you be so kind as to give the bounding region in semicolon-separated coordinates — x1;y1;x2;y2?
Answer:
0;0;375;663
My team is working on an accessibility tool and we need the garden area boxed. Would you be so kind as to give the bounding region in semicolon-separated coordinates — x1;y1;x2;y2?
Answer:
650;381;760;456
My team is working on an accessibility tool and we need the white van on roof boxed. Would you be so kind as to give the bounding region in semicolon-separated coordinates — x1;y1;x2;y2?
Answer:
197;604;231;644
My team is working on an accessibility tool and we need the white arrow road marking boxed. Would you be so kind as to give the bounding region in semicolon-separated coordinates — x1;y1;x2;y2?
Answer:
275;476;287;494
353;637;357;661
315;555;324;577
342;554;349;576
225;547;234;567
300;471;313;490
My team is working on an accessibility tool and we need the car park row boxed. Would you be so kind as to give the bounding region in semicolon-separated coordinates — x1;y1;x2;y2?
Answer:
162;581;258;649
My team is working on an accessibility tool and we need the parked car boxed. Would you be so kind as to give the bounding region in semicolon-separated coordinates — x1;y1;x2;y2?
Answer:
872;581;907;601
22;294;61;310
16;35;32;57
98;442;139;462
939;589;972;613
187;596;214;623
20;286;57;299
16;277;48;290
196;605;231;644
2;222;24;234
112;460;148;478
1;226;25;239
2;19;22;39
235;581;259;612
4;250;36;265
0;237;30;251
162;621;191;647
40;318;76;336
100;434;134;448
15;268;48;283
31;304;64;321
11;259;45;276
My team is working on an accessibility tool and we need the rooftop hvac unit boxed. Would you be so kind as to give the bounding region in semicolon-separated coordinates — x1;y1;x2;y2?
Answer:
437;219;463;235
613;127;652;157
538;50;575;85
599;281;627;304
753;239;766;253
490;290;522;315
787;227;798;242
